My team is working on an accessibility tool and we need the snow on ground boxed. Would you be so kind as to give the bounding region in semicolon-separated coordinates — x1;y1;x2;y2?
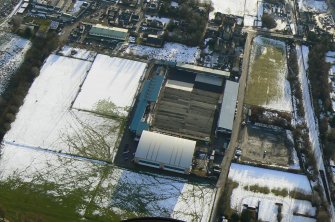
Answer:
298;0;328;13
296;45;323;168
124;43;200;64
209;0;262;26
4;54;120;161
229;163;311;192
0;144;216;221
229;163;315;221
0;32;31;95
292;215;316;222
145;15;171;26
73;55;147;116
69;0;85;14
58;45;97;62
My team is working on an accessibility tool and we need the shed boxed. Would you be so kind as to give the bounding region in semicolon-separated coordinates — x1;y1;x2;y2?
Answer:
134;131;196;174
217;80;239;133
89;24;128;40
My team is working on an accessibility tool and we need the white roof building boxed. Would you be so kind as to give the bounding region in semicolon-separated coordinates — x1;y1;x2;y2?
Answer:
135;131;196;174
217;80;239;133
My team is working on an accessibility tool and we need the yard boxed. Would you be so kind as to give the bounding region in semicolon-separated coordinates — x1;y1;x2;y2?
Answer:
0;47;217;221
245;36;292;112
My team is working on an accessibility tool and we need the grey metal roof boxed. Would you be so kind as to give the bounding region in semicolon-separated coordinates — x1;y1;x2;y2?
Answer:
217;80;239;131
135;131;196;170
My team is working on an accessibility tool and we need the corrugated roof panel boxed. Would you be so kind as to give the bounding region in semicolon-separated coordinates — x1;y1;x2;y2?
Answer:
217;80;239;131
135;131;196;170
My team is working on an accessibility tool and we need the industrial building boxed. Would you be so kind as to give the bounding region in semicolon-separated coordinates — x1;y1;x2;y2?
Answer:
152;68;223;141
134;130;196;174
217;80;239;134
89;24;128;40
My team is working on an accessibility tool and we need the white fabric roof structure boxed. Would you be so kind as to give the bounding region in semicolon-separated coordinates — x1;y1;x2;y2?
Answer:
217;80;239;132
135;131;196;172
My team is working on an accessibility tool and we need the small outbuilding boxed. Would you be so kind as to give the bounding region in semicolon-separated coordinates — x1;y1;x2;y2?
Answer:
134;131;196;174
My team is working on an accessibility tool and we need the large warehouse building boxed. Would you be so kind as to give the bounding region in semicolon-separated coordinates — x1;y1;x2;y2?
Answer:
134;131;196;174
89;24;128;40
217;80;239;134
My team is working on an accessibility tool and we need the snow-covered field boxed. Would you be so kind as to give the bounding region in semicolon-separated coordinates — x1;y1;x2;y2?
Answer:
0;32;31;95
73;55;147;117
123;43;200;64
209;0;262;26
229;163;315;221
298;0;328;13
245;36;292;112
0;142;216;221
296;45;323;168
4;54;120;161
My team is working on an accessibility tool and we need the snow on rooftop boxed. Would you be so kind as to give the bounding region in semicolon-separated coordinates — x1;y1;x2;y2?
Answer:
73;55;147;116
4;54;120;160
0;32;31;95
145;15;171;25
229;163;316;221
0;143;215;221
298;0;328;13
124;43;200;64
58;45;97;62
69;0;85;14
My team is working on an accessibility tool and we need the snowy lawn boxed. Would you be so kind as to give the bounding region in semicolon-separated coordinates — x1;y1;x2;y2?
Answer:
228;163;316;222
4;54;121;161
209;0;262;26
245;36;292;112
73;55;147;117
0;144;216;222
123;43;200;64
0;32;31;95
298;0;328;13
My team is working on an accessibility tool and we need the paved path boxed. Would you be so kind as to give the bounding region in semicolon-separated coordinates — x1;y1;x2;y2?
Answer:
209;31;254;222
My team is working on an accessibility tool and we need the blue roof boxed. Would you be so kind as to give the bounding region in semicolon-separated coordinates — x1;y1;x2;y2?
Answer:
129;99;148;132
129;75;164;135
147;75;164;102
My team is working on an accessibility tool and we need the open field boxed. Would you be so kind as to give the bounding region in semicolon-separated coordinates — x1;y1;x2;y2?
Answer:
4;53;122;161
239;125;297;169
73;55;147;117
0;144;216;221
228;163;316;222
0;32;31;95
245;36;292;112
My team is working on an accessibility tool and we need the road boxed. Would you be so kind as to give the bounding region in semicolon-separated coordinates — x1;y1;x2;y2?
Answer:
209;31;254;222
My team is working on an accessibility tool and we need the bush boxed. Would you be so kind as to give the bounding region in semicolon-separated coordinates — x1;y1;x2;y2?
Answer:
245;184;270;194
262;14;277;29
290;190;312;201
272;188;288;197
